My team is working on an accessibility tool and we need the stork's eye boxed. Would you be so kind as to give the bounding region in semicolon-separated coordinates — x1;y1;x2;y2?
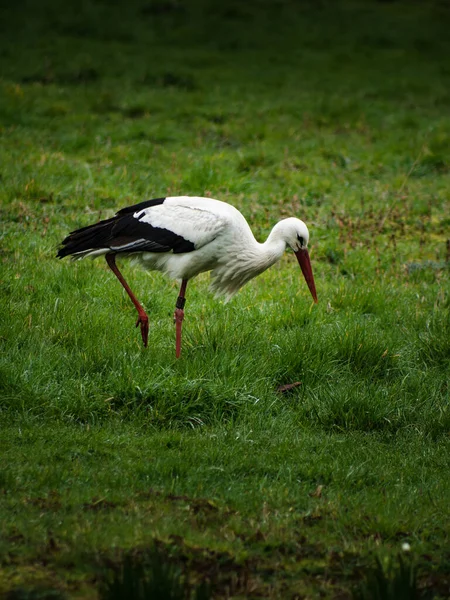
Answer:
297;234;304;246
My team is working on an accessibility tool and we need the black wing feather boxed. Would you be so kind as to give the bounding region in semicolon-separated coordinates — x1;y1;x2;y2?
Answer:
57;198;195;258
116;197;166;215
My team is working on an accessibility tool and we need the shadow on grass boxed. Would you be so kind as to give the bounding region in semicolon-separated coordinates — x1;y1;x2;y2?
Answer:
353;554;430;600
5;589;66;600
98;544;211;600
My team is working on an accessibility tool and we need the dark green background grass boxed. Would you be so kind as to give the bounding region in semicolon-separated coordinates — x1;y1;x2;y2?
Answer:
1;0;449;597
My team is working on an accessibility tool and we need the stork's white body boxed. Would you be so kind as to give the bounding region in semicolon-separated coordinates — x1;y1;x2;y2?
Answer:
137;198;291;298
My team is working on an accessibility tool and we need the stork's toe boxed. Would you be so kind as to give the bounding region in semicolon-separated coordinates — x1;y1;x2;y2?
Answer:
136;314;149;347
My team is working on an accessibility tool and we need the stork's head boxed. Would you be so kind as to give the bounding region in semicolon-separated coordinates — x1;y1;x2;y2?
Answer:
280;217;310;252
278;218;318;304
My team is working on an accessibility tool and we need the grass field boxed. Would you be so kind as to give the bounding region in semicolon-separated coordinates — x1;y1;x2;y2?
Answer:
1;0;450;597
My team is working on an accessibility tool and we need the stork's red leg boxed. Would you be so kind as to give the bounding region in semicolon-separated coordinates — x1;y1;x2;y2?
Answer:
105;253;149;347
174;279;188;358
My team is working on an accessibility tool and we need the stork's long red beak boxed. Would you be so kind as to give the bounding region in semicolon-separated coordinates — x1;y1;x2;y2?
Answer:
295;248;318;303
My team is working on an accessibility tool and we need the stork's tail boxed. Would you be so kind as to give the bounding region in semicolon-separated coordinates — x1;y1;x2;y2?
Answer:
57;216;116;259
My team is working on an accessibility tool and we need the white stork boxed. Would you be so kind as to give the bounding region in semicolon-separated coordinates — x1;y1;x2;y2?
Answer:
58;196;318;357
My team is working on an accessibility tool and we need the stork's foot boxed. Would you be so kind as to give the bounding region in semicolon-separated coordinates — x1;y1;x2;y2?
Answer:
135;313;149;348
174;308;184;358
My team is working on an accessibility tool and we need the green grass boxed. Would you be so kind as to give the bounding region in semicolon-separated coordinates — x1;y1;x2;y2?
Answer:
1;0;450;597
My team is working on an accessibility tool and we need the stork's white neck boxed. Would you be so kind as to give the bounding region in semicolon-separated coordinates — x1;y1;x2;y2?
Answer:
209;221;290;299
257;223;288;268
